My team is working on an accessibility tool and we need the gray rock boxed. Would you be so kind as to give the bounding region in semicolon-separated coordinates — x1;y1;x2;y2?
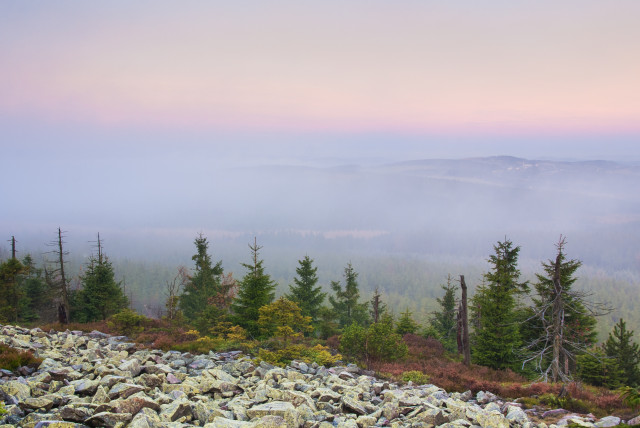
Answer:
19;396;55;412
118;359;142;377
204;416;253;427
506;404;529;424
85;411;133;427
476;390;498;404
34;422;85;428
128;407;163;428
0;380;31;401
341;395;367;415
627;415;640;425
73;378;100;395
246;401;299;426
160;399;193;422
111;392;161;415
59;404;95;422
474;410;509;428
594;416;621;427
108;382;145;399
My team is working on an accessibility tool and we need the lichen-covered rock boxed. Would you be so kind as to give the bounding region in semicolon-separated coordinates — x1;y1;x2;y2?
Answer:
474;410;509;428
19;396;55;411
84;411;133;427
111;391;160;415
160;399;193;422
246;401;299;426
108;382;145;399
506;404;529;425
0;324;622;428
0;380;31;401
127;407;163;428
33;422;85;428
59;404;94;422
204;416;253;427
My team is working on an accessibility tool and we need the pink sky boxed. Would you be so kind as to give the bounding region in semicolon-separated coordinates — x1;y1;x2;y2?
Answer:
1;1;639;136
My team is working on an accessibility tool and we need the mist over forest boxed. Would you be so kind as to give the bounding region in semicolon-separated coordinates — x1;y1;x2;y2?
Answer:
2;155;640;340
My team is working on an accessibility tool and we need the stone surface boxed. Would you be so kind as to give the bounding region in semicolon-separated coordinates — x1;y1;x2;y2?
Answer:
0;323;628;428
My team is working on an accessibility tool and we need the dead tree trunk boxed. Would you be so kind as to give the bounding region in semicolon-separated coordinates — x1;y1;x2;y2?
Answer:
551;251;564;382
371;288;381;323
457;302;464;354
10;236;16;259
460;275;471;366
57;228;70;324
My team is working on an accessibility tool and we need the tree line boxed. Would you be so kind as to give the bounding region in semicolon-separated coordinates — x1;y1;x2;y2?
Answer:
1;230;639;388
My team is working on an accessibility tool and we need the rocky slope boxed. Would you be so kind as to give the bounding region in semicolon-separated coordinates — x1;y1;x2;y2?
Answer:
0;325;636;428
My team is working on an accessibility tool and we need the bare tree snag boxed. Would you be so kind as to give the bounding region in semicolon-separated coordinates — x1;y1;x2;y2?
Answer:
460;275;471;366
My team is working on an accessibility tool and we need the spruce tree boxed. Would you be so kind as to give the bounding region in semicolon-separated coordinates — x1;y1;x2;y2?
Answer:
370;287;388;323
73;234;128;322
231;238;276;338
329;263;369;328
605;318;640;387
577;346;623;389
286;255;326;323
522;237;599;381
18;255;49;322
431;274;458;352
396;308;419;336
0;257;24;323
179;234;224;323
472;239;528;371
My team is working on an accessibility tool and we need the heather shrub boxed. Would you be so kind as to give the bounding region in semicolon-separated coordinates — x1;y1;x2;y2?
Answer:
403;334;445;359
0;344;42;372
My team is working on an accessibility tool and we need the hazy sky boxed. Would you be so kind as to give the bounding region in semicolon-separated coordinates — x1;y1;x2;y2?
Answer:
2;1;639;159
2;1;640;242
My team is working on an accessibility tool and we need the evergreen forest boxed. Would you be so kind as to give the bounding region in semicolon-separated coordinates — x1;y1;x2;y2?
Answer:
2;229;640;416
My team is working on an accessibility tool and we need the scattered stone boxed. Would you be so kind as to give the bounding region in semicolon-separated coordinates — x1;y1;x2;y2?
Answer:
595;416;621;427
84;411;133;427
0;324;628;428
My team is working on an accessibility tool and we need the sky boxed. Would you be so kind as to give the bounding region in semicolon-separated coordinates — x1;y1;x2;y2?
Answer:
1;1;639;159
2;1;640;248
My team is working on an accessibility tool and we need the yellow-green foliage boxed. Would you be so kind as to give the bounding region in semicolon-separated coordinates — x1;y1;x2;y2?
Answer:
258;297;313;344
539;393;594;415
517;396;541;409
619;386;640;410
173;336;220;354
107;309;149;336
256;344;341;367
401;370;430;385
227;325;247;341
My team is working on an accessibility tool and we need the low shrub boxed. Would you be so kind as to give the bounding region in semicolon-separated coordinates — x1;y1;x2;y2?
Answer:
172;336;220;354
256;344;341;367
619;386;640;410
107;309;150;336
0;344;42;372
401;370;430;385
539;392;595;415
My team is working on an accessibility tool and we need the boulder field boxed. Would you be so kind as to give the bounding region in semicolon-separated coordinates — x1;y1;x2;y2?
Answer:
0;324;636;428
